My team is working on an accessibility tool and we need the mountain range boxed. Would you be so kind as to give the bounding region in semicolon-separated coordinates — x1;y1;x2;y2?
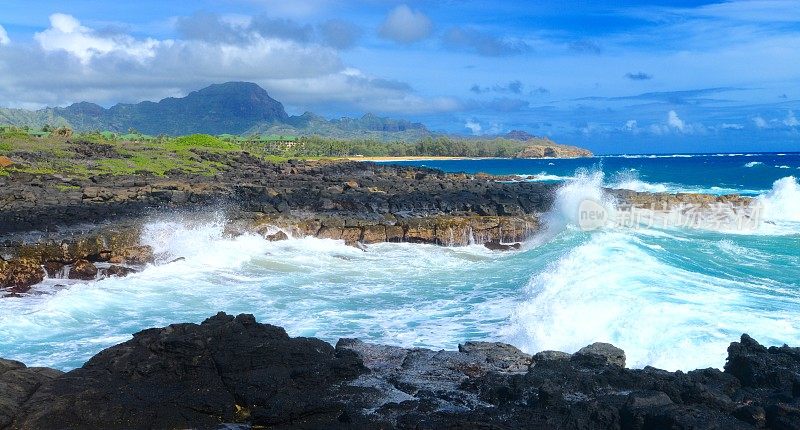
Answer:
0;82;434;140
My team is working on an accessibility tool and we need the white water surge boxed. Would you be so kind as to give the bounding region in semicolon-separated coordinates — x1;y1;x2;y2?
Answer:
1;175;799;372
507;174;800;370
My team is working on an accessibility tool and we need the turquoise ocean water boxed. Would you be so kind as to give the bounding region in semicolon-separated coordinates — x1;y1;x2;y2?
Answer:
1;153;799;371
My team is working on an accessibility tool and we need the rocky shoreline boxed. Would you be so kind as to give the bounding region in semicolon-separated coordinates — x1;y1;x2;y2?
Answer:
1;312;798;429
1;156;558;294
1;154;759;295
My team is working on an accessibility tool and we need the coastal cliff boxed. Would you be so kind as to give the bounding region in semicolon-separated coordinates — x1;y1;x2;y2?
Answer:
1;312;798;429
515;142;593;158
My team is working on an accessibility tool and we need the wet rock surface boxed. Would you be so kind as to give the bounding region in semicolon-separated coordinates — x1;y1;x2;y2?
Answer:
1;160;553;293
0;158;557;234
1;313;799;429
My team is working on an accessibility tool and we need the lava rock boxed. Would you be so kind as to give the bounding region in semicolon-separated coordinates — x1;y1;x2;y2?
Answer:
265;230;288;241
0;259;45;293
67;260;98;280
108;245;154;265
484;241;522;251
98;265;136;279
573;342;627;368
13;312;366;429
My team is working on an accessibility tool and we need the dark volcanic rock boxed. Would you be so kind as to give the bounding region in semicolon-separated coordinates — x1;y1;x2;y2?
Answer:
14;312;366;429
3;316;800;430
0;359;62;429
0;160;556;236
67;259;98;280
484;240;522;251
98;264;136;279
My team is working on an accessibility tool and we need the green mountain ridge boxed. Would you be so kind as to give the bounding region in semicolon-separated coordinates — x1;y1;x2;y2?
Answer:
0;82;434;140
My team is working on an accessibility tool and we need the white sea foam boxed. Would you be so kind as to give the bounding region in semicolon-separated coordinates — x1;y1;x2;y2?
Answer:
745;161;763;168
542;169;616;232
516;172;575;182
0;220;515;369
506;230;800;371
608;170;670;193
757;176;800;223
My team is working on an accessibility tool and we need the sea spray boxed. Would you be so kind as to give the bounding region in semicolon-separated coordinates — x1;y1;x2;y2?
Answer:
506;227;800;371
609;169;670;193
543;169;616;232
758;176;800;223
2;159;800;373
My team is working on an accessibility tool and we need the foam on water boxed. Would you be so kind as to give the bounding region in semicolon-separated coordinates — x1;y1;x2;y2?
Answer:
2;160;799;373
507;173;800;371
758;176;800;223
609;169;670;193
505;228;800;371
0;219;528;370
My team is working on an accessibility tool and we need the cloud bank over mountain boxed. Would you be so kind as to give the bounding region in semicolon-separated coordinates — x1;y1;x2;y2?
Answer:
0;0;798;153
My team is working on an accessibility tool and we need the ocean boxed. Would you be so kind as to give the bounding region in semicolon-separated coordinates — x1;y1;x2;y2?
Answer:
1;152;799;372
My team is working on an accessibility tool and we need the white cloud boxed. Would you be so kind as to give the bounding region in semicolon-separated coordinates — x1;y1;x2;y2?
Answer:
721;123;744;130
0;13;456;117
623;119;638;131
465;120;482;134
784;110;799;127
34;13;162;64
753;116;769;128
0;25;9;46
667;110;686;132
379;5;433;44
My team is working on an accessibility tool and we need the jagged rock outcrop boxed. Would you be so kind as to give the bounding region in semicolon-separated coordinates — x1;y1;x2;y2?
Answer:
515;143;593;158
0;158;556;235
1;159;556;293
2;313;799;429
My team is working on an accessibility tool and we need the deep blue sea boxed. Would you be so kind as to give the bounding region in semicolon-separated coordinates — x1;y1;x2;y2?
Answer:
1;153;799;372
389;152;800;195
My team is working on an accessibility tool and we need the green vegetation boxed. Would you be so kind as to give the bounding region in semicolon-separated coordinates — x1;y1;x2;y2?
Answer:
169;134;239;150
241;135;537;159
0;124;557;178
0;126;243;178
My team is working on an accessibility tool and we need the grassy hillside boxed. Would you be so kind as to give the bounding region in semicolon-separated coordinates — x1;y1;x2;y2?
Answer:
0;125;583;178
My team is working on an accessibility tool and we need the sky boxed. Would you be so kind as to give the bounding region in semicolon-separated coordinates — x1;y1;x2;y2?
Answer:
0;0;799;154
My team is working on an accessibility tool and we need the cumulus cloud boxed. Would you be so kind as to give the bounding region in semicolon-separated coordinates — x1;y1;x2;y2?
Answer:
378;5;432;44
175;12;248;44
443;27;529;56
177;12;314;44
625;72;653;80
784;110;799;127
465;120;482;134
249;16;313;42
34;14;162;64
753;116;769;128
319;19;361;49
721;123;744;129
470;80;524;94
0;12;453;116
667;110;686;132
0;24;10;46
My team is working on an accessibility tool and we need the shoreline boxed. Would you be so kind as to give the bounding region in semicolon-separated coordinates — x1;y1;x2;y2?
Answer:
2;312;797;428
343;155;510;162
0;156;756;295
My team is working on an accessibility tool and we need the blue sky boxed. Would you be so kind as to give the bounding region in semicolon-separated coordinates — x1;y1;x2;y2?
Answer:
1;0;799;153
